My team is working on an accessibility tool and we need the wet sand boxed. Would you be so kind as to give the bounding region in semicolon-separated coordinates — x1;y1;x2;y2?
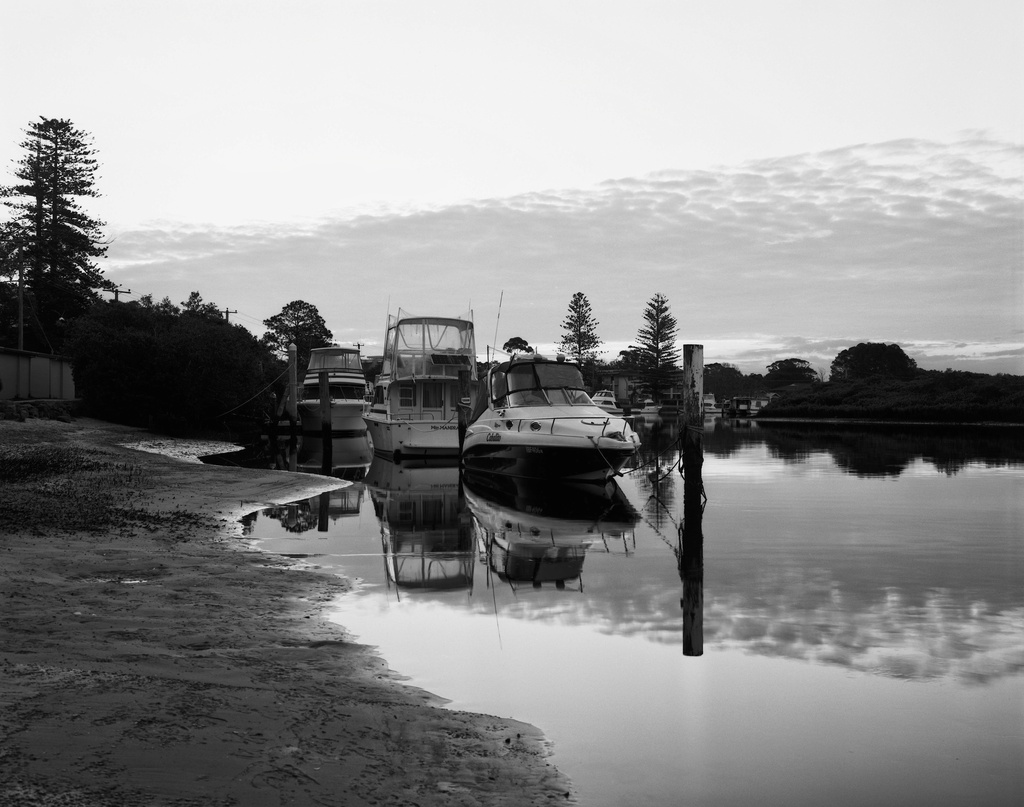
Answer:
0;417;572;806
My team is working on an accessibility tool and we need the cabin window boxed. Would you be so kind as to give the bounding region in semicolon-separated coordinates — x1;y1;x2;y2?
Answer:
490;371;509;404
507;389;548;406
399;384;415;408
547;388;591;405
421;382;444;409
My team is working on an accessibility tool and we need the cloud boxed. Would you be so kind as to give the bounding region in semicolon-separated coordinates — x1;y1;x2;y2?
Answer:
105;134;1024;372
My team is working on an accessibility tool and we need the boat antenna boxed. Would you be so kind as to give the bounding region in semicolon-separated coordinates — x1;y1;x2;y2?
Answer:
492;290;504;355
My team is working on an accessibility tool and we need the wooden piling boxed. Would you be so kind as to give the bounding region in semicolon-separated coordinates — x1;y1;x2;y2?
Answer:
319;370;333;475
681;344;704;656
287;343;298;473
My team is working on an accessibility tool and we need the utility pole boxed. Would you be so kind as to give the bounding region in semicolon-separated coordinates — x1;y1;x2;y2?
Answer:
222;308;237;322
110;286;132;302
17;254;24;351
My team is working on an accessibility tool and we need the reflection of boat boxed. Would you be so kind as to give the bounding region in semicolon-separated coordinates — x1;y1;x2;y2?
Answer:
270;483;365;534
462;354;640;482
465;470;638;590
364;311;476;462
363;456;473;594
294;436;371;478
464;470;639;534
591;389;622;415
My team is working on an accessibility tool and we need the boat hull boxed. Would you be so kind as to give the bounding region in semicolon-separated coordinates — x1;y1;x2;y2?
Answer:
297;401;368;437
364;413;461;461
462;439;636;482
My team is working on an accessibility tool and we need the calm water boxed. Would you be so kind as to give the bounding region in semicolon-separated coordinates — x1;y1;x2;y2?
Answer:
240;420;1024;806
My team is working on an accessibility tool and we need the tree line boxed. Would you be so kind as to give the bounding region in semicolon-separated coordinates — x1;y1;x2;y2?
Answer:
0;117;352;428
4;118;1019;428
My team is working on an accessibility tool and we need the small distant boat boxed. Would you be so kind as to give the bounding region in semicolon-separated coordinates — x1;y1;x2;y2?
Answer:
591;389;622;414
725;395;769;417
364;311;477;462
462;353;640;482
702;393;718;414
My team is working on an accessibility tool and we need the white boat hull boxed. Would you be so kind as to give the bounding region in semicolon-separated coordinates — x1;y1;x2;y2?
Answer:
364;413;461;461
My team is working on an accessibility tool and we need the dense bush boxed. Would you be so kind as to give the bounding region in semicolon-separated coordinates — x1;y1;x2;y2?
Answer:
761;371;1024;423
65;301;283;433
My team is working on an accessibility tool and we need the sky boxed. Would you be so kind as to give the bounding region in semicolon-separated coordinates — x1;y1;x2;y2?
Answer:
2;0;1022;375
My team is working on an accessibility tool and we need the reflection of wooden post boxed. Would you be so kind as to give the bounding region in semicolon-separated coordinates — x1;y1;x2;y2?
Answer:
319;370;332;474
318;491;330;532
680;521;703;656
681;344;704;656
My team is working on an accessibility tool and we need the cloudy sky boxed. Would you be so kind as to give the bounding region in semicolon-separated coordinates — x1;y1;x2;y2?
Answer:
3;0;1022;374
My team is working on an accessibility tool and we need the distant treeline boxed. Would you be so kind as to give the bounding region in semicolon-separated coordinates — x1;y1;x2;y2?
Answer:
760;371;1024;424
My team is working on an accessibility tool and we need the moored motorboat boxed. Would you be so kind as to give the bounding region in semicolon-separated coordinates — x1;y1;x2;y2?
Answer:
461;353;640;482
364;311;477;462
591;389;623;414
296;346;372;466
725;395;769;417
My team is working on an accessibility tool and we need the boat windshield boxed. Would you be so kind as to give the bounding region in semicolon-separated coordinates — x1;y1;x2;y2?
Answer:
491;361;592;407
385;317;476;380
301;383;366;401
306;349;362;372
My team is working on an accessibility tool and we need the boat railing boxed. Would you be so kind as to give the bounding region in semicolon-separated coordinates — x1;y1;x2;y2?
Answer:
389;411;457;423
498;415;624;438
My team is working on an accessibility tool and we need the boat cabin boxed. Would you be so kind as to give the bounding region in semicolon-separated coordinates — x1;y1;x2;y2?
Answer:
300;347;368;402
373;316;476;422
487;356;592;408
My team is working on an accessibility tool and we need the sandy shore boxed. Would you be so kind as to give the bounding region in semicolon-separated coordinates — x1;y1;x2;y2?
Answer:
0;418;573;806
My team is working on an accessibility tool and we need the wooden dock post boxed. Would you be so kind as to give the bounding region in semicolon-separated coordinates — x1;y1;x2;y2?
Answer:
680;344;704;656
287;343;298;472
319;370;333;475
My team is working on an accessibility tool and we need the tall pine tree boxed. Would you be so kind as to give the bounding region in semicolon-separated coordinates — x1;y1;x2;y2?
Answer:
2;117;110;352
558;291;602;366
632;292;680;401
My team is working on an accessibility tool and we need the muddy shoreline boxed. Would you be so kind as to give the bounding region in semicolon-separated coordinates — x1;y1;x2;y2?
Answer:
0;417;572;805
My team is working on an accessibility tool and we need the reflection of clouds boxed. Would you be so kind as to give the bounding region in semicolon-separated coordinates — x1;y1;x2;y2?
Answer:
706;587;1024;685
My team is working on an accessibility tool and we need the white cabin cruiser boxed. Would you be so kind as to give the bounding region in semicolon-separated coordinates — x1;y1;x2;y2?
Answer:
364;311;476;462
591;389;622;414
296;346;371;464
462;354;640;482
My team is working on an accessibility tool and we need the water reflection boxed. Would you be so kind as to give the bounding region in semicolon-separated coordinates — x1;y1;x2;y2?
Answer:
237;420;1024;686
260;485;366;534
465;471;640;593
363;458;474;596
708;417;1024;476
235;420;1023;807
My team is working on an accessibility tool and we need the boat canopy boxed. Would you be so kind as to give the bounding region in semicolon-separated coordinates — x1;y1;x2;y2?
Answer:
488;358;591;406
306;347;362;373
382;313;476;381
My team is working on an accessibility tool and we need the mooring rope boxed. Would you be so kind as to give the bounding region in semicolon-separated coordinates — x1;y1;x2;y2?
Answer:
215;366;291;420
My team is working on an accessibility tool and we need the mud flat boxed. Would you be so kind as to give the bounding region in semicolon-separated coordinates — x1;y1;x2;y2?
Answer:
0;417;572;806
